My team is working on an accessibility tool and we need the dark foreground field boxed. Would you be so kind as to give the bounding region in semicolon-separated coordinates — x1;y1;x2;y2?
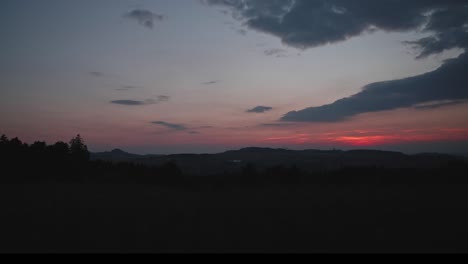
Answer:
2;136;468;253
2;181;468;253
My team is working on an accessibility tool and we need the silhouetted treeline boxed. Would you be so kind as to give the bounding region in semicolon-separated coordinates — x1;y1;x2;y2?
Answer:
0;134;186;184
1;134;468;186
1;134;84;181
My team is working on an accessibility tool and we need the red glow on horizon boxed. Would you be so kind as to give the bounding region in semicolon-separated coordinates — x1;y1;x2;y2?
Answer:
330;136;398;146
325;128;468;146
259;128;468;148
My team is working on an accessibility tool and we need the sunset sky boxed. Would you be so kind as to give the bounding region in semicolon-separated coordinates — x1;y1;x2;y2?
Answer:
1;0;468;154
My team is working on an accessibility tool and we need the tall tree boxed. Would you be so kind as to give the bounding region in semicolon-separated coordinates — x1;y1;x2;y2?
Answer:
69;134;90;162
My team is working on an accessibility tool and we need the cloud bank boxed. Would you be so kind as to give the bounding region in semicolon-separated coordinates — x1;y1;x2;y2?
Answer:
283;53;468;121
207;0;468;56
208;0;468;122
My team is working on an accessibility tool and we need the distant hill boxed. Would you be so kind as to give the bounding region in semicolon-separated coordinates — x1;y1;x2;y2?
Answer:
91;149;142;162
91;147;466;175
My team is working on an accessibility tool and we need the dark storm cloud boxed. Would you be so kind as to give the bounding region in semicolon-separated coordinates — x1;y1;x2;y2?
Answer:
111;99;156;106
124;9;164;29
404;7;468;58
207;0;468;56
208;0;468;122
282;53;468;122
151;121;188;131
247;106;273;113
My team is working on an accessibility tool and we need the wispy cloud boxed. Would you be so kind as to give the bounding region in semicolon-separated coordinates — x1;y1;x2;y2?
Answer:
151;121;188;131
237;29;247;36
110;99;156;106
157;95;170;102
193;126;213;129
116;85;142;91
413;100;467;110
247;106;273;113
124;9;164;29
110;96;170;106
89;71;104;77
261;123;296;127
264;49;287;57
202;80;220;85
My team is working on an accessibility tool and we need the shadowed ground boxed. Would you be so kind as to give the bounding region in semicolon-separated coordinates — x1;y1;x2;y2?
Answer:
2;182;468;253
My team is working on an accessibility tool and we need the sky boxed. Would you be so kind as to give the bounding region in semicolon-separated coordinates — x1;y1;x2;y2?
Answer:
1;0;468;154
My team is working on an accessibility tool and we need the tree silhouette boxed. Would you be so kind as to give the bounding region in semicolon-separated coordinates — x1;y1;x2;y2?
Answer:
31;141;47;153
50;141;70;155
0;134;8;144
69;134;90;163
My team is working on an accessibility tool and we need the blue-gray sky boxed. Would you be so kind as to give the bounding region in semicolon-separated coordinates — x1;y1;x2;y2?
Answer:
1;0;468;154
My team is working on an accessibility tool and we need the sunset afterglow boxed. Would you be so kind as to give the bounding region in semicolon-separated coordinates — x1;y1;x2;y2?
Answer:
1;0;468;154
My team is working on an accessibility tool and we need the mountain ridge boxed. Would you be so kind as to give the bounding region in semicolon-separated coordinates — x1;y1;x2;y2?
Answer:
91;147;466;175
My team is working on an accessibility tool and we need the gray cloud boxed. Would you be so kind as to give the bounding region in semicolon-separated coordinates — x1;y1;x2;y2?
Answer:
202;80;220;85
153;124;211;135
207;0;468;57
282;53;468;122
208;0;468;122
116;85;141;91
111;99;156;106
152;121;188;131
264;48;287;57
261;123;296;127
192;126;213;129
157;95;170;102
247;106;273;113
413;100;467;110
111;96;169;105
124;9;164;29
237;29;248;35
